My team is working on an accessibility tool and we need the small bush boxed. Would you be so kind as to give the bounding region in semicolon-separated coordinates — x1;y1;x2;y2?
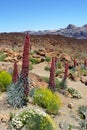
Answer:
30;51;35;55
45;56;51;62
42;77;49;83
67;87;82;99
55;78;60;90
44;66;50;71
33;88;62;114
0;71;12;92
56;62;62;69
0;51;7;61
29;63;33;70
30;57;41;64
78;105;87;119
80;69;87;76
29;87;39;97
10;108;57;130
78;105;87;129
59;80;67;89
55;70;63;76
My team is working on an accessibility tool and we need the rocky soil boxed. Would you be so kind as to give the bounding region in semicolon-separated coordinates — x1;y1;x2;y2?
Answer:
0;33;87;130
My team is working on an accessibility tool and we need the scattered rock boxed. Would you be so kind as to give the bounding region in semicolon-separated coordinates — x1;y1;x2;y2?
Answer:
69;73;80;81
59;121;69;130
6;104;11;108
80;76;87;85
60;54;71;62
0;113;10;123
37;48;46;57
33;54;41;58
68;103;74;109
59;89;72;97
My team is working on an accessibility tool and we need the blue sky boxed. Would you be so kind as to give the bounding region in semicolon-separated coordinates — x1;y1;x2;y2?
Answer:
0;0;87;32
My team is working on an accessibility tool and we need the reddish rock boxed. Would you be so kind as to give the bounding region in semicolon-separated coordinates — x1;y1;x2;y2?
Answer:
80;77;87;85
60;54;71;62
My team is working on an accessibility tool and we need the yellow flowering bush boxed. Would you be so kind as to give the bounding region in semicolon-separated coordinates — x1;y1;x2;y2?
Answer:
0;70;12;91
33;88;62;114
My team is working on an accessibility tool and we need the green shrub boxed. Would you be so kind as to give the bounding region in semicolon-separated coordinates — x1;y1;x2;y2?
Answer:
42;77;49;83
56;62;62;69
59;80;67;89
0;51;7;61
33;88;62;114
29;63;33;70
67;87;82;99
45;56;51;62
10;108;57;130
0;82;4;92
0;71;12;91
78;105;87;119
29;87;39;97
78;105;87;129
55;78;60;90
30;57;41;64
55;70;63;76
44;66;50;71
80;69;87;76
30;51;35;55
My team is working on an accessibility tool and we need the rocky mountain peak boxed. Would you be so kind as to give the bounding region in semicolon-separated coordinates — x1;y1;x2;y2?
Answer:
83;24;87;27
66;24;77;29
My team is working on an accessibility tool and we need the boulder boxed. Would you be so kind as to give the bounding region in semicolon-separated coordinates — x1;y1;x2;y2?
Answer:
60;54;71;62
37;50;46;56
80;76;87;85
69;73;80;82
68;103;74;109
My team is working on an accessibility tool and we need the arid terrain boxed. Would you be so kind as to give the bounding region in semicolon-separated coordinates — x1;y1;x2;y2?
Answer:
0;33;87;130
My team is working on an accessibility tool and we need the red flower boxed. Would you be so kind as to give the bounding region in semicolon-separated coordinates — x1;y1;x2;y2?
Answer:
84;59;87;68
21;33;30;78
21;33;30;96
74;58;77;68
12;61;18;83
49;57;55;90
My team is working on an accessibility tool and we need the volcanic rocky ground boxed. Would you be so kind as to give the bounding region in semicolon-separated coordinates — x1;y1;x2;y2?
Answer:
0;33;87;130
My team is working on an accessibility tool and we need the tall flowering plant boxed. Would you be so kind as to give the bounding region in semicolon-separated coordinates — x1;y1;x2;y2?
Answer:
73;58;77;71
21;33;30;96
60;62;68;89
7;34;31;108
49;57;55;90
84;59;87;69
12;61;18;83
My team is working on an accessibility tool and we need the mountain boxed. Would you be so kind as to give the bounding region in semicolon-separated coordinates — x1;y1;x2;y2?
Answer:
24;24;87;39
57;24;87;39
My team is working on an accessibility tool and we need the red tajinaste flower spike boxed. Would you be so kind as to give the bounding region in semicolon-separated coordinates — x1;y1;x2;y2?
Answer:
21;33;30;78
21;33;30;96
49;57;55;90
55;56;58;64
74;58;77;68
12;61;18;83
84;59;87;69
64;62;69;80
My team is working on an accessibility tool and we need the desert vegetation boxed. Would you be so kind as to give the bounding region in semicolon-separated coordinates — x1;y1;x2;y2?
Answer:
0;33;87;129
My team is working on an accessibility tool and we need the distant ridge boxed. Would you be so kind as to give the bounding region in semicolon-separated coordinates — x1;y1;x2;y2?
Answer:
24;24;87;39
